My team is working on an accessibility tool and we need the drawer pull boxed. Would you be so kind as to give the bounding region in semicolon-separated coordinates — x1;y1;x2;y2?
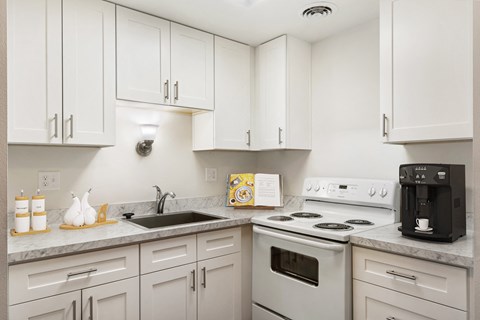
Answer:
386;270;416;281
386;317;396;320
201;267;206;288
67;268;98;279
191;269;196;292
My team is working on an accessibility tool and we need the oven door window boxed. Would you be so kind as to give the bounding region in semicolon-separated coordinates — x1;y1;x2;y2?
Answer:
270;247;319;286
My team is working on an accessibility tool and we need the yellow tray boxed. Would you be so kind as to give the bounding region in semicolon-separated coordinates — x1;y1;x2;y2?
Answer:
10;228;51;236
59;220;117;230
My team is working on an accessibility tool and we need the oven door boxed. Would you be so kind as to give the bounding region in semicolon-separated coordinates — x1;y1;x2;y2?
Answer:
252;225;351;320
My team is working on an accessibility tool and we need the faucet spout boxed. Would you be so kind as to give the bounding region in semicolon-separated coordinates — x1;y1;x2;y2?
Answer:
157;191;176;214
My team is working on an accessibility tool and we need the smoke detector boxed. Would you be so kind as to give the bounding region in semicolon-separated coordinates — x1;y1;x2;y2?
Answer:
300;2;338;20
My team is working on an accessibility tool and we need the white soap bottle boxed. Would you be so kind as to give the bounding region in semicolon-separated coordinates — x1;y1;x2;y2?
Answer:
32;189;47;231
14;190;30;233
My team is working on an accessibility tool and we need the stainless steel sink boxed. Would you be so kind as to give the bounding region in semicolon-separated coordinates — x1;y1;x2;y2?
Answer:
126;211;224;229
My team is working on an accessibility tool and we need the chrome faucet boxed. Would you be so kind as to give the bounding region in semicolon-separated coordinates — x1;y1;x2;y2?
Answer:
157;191;176;214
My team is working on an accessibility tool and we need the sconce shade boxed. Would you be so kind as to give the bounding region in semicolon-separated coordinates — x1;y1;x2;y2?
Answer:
140;124;158;141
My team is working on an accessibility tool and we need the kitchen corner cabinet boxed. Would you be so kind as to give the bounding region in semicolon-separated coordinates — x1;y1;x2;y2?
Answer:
353;246;468;320
140;228;242;320
193;36;252;151
254;35;312;150
116;7;214;111
7;0;116;146
380;0;473;143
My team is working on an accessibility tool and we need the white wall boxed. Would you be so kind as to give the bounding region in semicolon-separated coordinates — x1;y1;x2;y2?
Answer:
257;19;474;211
7;106;257;211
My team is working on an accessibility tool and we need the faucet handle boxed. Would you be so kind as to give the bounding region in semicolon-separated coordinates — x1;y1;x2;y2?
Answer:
153;185;162;194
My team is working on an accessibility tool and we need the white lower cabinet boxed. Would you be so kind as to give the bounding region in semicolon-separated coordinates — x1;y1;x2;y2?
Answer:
352;246;469;320
9;291;81;320
141;263;197;320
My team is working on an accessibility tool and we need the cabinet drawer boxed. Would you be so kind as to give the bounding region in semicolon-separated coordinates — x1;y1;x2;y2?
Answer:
353;280;467;320
9;245;139;305
353;246;467;310
197;227;241;260
140;234;196;274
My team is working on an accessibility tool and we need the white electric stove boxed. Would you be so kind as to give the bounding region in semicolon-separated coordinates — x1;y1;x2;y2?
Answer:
251;177;399;320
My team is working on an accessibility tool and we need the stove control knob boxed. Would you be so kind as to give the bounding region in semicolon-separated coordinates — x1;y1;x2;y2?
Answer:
314;185;321;192
368;187;376;197
306;184;312;191
380;188;388;198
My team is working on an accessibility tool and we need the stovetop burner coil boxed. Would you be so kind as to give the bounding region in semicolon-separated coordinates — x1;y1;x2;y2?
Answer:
345;219;374;225
267;216;294;221
314;223;354;231
290;212;322;219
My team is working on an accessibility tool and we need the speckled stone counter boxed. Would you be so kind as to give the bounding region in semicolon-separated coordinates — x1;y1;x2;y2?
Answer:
350;223;474;268
8;206;299;264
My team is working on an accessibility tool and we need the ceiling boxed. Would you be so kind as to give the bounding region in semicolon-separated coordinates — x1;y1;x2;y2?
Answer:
112;0;380;46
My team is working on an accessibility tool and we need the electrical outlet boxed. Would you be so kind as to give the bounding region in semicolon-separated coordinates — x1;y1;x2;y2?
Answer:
38;171;61;191
205;168;217;182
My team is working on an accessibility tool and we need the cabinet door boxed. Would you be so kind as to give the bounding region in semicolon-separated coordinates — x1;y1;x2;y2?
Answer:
9;291;81;320
140;263;196;320
82;277;139;320
214;37;251;150
380;0;473;143
171;23;214;110
116;7;171;105
353;280;467;320
198;253;241;320
7;0;62;144
63;0;116;146
255;36;287;150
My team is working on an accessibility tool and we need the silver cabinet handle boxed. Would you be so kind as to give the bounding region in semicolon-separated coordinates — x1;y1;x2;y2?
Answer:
72;300;77;320
89;296;94;320
69;114;74;139
386;270;416;281
54;114;59;138
201;267;206;288
382;113;388;137
386;317;396;320
164;79;169;100
66;268;98;279
174;81;179;101
246;130;251;146
278;127;283;145
191;269;196;292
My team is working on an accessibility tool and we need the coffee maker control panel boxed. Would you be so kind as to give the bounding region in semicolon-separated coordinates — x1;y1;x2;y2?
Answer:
399;164;450;185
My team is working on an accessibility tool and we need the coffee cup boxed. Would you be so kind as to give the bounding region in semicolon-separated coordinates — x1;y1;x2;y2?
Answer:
416;218;429;230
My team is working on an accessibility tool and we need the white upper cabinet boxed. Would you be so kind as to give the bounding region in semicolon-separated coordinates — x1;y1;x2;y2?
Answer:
7;0;63;144
171;23;214;111
254;35;311;150
116;7;171;105
63;0;116;146
380;0;473;143
193;36;252;150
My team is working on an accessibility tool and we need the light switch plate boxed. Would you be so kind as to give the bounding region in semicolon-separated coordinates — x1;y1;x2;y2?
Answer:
38;171;61;191
205;168;217;182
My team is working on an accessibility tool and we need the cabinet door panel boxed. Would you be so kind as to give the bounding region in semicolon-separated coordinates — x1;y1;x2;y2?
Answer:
63;0;116;146
9;291;80;320
116;7;171;105
141;263;196;320
7;0;62;144
255;36;287;150
198;253;241;320
82;277;139;320
213;37;251;149
171;23;214;110
381;0;473;143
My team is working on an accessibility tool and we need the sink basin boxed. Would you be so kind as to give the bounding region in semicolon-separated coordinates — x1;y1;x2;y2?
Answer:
126;211;224;229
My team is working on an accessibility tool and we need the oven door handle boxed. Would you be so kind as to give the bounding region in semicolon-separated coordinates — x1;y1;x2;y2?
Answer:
253;226;345;252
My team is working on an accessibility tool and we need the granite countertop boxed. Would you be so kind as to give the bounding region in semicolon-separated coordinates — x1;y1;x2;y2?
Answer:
8;206;298;264
350;223;474;268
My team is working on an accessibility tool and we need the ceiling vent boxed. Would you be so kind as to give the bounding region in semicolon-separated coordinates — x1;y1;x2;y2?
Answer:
300;2;337;20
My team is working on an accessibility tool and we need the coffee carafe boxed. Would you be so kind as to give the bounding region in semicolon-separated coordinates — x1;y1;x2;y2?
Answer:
399;164;466;242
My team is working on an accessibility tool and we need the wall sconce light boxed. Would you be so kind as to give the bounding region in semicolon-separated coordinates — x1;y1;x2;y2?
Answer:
136;124;158;157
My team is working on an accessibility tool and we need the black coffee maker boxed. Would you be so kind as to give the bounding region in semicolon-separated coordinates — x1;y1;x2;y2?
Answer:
399;164;466;242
